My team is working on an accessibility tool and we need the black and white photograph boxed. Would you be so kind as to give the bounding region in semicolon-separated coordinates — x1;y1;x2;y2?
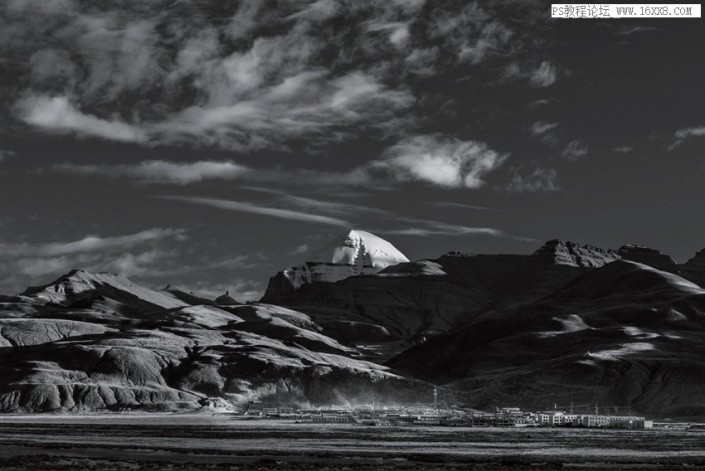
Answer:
1;1;704;469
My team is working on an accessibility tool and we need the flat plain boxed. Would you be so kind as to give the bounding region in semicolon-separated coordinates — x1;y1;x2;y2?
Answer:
0;415;704;470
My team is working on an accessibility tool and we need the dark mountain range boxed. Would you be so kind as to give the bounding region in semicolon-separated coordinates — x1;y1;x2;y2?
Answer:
387;261;705;419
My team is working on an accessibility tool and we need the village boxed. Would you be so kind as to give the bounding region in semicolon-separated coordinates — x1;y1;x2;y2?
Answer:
244;403;654;429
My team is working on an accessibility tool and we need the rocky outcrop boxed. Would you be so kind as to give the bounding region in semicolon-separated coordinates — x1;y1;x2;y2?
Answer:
214;291;239;305
680;248;705;287
532;240;619;267
618;245;678;272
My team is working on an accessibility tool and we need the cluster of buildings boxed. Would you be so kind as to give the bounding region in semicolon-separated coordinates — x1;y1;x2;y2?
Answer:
244;403;651;429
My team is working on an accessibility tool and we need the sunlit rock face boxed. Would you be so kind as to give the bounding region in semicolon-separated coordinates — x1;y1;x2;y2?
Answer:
531;239;620;268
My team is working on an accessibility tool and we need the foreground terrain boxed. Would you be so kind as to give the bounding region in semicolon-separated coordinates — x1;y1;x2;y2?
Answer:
0;415;704;470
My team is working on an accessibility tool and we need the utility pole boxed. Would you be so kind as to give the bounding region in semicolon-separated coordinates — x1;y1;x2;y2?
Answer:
595;403;599;416
570;401;574;414
433;387;438;412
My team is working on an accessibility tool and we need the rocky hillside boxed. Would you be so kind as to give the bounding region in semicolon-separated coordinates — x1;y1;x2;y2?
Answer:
261;240;627;352
387;261;705;420
0;270;431;413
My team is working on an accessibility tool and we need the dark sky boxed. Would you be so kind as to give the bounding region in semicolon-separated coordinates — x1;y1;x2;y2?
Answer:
1;0;704;299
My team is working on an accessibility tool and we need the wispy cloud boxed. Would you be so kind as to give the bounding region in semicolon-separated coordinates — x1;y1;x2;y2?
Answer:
562;140;589;160
0;149;16;163
431;201;497;211
56;160;249;184
4;1;541;151
529;121;559;145
615;26;661;35
16;95;147;143
0;228;185;257
292;244;310;255
612;146;634;153
0;229;187;291
530;122;559;136
53;133;507;191
670;126;705;149
530;61;557;87
159;196;349;227
506;167;559;193
379;217;535;242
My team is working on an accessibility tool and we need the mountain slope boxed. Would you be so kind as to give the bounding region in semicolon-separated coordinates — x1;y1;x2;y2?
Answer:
387;261;705;419
262;240;622;354
0;271;431;413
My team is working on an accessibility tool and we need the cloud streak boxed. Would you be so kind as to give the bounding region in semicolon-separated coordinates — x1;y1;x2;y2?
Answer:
53;134;509;190
159;196;349;227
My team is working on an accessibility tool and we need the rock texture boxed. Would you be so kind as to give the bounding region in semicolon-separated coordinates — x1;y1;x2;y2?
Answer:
0;270;430;413
532;240;619;267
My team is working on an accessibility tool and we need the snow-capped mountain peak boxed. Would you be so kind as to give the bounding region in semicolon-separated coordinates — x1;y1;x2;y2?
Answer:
307;229;409;268
263;229;409;298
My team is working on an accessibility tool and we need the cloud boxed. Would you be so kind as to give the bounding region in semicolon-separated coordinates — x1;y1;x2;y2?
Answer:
292;244;310;255
0;150;16;162
431;201;497;211
372;135;507;188
55;159;373;187
612;146;634;153
529;121;559;145
159;196;349;227
506;167;559;193
0;228;187;291
16;95;146;143
671;126;705;149
530;61;557;87
381;222;504;238
54;133;506;190
562;140;589;160
0;228;185;257
56;160;249;184
379;217;535;242
530;122;559;135
615;26;661;35
674;127;705;140
3;1;539;151
212;253;269;270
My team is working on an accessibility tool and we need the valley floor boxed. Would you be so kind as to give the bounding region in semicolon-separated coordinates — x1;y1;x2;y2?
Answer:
0;415;704;470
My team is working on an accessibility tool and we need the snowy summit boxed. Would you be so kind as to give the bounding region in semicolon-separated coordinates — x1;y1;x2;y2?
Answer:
266;230;410;294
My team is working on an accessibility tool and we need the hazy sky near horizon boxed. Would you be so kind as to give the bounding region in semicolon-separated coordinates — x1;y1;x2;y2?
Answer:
1;0;704;299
